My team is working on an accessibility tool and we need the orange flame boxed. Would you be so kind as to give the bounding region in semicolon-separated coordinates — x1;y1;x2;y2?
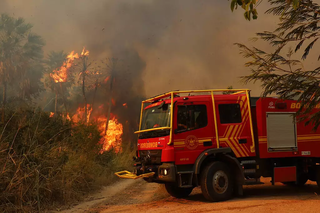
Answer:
98;115;123;152
72;104;93;123
71;104;123;153
111;98;116;106
81;47;89;56
50;47;89;83
66;113;71;121
104;76;110;83
123;103;127;108
50;51;80;83
50;112;54;117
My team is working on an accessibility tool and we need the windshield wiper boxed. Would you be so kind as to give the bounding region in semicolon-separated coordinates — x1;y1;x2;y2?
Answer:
139;129;170;139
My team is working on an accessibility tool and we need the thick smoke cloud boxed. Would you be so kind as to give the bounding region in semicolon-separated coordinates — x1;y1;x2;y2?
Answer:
0;0;281;141
0;0;279;96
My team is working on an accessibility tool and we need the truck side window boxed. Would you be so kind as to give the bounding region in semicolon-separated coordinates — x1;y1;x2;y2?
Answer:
218;104;242;124
177;105;207;132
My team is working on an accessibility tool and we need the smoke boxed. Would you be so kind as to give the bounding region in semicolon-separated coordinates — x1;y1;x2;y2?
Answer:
0;0;279;93
0;0;280;141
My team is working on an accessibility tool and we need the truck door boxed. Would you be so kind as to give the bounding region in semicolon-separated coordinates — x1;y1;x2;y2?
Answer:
216;97;255;157
173;101;214;165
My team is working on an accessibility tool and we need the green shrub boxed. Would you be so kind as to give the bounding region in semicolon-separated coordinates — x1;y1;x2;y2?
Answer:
0;107;135;212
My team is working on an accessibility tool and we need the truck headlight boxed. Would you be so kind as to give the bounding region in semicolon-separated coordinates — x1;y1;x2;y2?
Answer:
164;169;168;176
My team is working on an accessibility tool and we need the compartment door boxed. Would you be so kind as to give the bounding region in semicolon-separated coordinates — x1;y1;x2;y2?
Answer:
267;113;297;151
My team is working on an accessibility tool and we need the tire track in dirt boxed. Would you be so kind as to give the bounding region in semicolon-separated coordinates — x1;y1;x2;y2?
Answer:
60;178;320;213
56;179;137;213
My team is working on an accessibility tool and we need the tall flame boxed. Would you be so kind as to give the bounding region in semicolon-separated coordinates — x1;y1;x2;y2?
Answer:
98;115;123;152
81;47;89;56
50;51;79;83
50;47;89;83
72;104;93;123
71;104;123;153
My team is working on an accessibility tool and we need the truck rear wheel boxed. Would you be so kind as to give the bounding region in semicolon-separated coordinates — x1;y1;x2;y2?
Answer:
200;161;234;202
164;183;193;198
316;167;320;188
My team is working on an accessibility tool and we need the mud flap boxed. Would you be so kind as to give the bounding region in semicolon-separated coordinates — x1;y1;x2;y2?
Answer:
114;170;155;179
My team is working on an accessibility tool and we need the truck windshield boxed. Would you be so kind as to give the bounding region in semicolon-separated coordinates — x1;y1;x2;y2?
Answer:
141;103;171;130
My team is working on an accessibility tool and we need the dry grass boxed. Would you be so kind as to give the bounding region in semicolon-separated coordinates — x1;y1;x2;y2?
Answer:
0;107;135;213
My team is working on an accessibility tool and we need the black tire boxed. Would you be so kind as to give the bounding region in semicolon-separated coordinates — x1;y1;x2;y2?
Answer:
316;168;320;188
165;183;193;198
200;161;234;202
282;173;308;186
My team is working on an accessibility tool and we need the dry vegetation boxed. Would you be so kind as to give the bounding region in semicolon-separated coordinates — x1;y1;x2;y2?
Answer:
0;106;134;213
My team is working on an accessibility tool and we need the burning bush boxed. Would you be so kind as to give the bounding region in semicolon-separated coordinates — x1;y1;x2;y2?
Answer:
0;106;134;212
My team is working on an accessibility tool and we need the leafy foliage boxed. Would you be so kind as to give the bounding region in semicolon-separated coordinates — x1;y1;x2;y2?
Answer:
223;86;236;94
0;14;45;101
235;0;320;128
229;0;301;20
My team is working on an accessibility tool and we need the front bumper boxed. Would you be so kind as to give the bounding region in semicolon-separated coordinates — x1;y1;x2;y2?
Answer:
114;170;155;179
123;162;176;183
157;163;176;182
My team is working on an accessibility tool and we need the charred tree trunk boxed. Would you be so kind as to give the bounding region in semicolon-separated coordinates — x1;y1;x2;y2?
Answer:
91;78;99;121
59;83;68;113
105;58;118;135
82;57;88;123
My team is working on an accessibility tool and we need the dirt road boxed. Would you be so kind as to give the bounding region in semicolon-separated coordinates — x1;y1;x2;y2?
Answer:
62;178;320;213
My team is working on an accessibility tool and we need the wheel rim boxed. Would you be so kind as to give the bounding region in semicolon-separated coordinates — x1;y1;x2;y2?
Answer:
213;170;228;194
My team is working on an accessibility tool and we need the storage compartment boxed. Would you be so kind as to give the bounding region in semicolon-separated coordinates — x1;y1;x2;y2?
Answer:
267;113;297;151
274;166;296;183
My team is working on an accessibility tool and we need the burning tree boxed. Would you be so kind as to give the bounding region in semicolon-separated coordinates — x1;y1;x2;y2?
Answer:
43;48;124;153
49;50;81;113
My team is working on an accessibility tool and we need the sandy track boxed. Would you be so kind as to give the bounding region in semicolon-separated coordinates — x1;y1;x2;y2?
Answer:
62;178;320;213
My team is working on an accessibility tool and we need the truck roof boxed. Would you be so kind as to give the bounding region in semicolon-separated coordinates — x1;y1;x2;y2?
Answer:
144;94;251;110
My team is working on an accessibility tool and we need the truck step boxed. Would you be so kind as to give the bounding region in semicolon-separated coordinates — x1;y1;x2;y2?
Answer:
244;169;256;175
178;171;193;187
180;185;193;188
241;160;256;165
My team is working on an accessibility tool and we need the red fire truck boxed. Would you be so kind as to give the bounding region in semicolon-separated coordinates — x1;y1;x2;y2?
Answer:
115;89;320;201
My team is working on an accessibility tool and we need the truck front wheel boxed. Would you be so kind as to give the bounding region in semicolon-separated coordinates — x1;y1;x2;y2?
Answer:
165;183;193;198
200;161;234;202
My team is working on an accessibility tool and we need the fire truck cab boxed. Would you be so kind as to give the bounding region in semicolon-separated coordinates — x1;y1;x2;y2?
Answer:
115;89;320;202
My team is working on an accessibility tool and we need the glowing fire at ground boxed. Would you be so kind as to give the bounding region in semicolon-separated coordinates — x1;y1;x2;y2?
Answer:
70;104;123;153
49;108;123;153
48;47;123;153
97;115;123;152
72;104;93;123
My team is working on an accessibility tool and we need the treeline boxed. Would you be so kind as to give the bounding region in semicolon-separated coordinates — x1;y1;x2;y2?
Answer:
0;14;134;212
0;14;115;121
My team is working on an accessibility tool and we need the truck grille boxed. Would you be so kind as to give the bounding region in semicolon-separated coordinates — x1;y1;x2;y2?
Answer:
139;150;162;164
